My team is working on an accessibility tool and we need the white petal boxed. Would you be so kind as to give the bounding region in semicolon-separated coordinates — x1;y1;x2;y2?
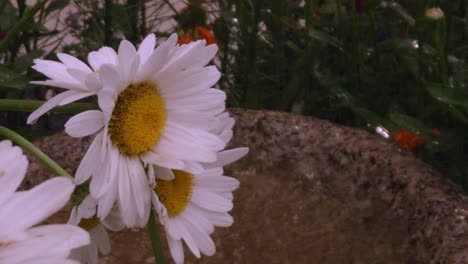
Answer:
173;218;201;258
58;91;94;106
158;41;205;75
138;34;156;65
75;132;102;184
128;159;150;220
97;89;117;117
194;176;240;192
157;66;220;98
102;206;124;231
88;47;118;71
134;33;177;82
167;236;184;264
99;64;121;93
118;40;137;83
190;190;233;213
31;80;87;91
127;54;140;83
118;158;136;226
181;207;214;234
67;207;80;225
97;181;118;221
164;88;226;114
32;59;76;82
182;161;204;174
57;53;92;73
183;218;215;256
0;145;27;207
65;110;105;138
201;210;233;227
140;151;185;170
166;110;217;131
84;74;102;92
94;225;111;254
154;166;175;180
147;164;155;186
77;195;97;219
205;148;249;168
0;178;74;236
90;144;117;198
27;90;80;124
0;224;90;263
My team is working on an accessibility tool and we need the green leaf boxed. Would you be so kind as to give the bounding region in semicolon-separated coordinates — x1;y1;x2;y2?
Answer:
0;1;17;29
0;66;29;89
389;113;431;139
425;82;468;111
45;0;70;14
387;2;415;26
307;28;343;50
350;106;399;133
13;50;44;72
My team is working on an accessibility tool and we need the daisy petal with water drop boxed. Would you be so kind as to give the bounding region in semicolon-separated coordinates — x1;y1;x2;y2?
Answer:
0;140;90;264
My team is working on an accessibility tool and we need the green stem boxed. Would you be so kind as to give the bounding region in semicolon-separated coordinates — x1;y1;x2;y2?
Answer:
0;126;72;179
438;18;448;86
0;99;98;114
147;210;166;264
0;0;47;53
104;0;113;46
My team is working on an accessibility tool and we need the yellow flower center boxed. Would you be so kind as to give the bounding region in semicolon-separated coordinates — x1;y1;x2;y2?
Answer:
108;82;166;156
155;170;194;218
78;215;101;231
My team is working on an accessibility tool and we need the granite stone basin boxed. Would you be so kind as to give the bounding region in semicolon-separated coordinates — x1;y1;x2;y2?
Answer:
25;109;468;263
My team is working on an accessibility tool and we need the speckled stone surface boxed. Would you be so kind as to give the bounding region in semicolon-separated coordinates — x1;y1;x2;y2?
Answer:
25;109;468;263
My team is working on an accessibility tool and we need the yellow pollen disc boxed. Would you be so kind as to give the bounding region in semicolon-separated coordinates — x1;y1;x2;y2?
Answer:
78;215;101;231
155;170;194;218
108;82;166;156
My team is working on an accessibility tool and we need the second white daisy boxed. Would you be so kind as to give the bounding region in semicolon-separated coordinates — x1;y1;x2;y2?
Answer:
152;147;248;264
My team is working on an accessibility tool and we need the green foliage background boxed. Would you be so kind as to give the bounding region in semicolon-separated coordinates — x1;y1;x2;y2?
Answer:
0;0;467;188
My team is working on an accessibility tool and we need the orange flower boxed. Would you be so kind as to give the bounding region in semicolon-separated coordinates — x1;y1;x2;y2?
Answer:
431;128;441;136
177;34;194;45
391;129;425;151
195;26;217;46
177;26;218;47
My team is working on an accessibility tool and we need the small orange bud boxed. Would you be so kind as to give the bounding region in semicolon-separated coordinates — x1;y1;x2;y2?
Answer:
195;26;217;46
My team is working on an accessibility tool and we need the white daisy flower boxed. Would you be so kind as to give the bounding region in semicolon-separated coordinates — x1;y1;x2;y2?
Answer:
42;33;227;227
0;140;90;264
27;46;118;124
152;147;248;264
68;195;124;264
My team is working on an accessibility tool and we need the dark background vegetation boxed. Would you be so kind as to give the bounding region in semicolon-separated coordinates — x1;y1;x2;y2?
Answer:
0;0;467;188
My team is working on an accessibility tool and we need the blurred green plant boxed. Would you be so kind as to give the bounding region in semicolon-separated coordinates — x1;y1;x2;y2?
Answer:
210;0;468;187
